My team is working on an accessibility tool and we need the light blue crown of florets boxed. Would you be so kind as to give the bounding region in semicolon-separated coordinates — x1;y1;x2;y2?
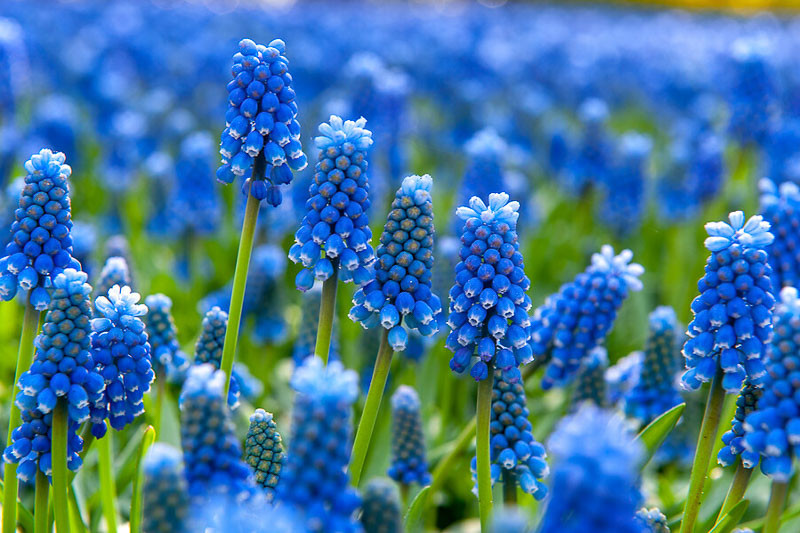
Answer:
464;128;507;159
93;284;147;324
290;357;358;405
588;244;645;292
400;173;433;198
24;149;71;178
705;211;774;253
456;192;520;227
314;115;373;151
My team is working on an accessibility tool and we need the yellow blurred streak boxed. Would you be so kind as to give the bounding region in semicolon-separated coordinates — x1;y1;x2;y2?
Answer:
622;0;800;11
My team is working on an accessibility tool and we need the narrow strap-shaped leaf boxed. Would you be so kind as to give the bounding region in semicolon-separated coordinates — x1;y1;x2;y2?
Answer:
130;425;156;533
708;499;749;533
403;485;430;533
635;403;685;466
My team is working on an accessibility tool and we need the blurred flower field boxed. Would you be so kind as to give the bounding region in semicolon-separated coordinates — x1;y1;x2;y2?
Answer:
1;0;800;532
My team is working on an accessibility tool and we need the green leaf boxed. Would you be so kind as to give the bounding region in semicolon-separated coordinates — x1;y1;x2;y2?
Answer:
708;499;749;533
404;485;430;533
130;425;156;533
635;403;685;466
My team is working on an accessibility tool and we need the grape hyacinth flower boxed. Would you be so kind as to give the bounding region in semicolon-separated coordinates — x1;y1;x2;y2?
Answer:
144;294;189;385
3;269;105;480
474;368;548;499
727;38;779;148
454;129;508;231
0;149;81;310
446;193;533;382
193;306;240;409
244;408;284;500
681;211;775;393
289;115;375;291
530;245;644;389
216;38;307;206
70;221;97;281
739;287;800;481
717;381;762;468
635;508;670;533
539;405;643;533
232;363;263;403
170;132;221;237
179;364;256;503
94;256;131;307
88;285;154;437
759;179;800;291
605;351;642;407
388;385;431;486
598;132;651;237
624;306;683;424
569;346;608;411
563;98;612;196
360;478;402;533
350;174;442;350
292;286;340;365
279;358;361;532
142;443;189;533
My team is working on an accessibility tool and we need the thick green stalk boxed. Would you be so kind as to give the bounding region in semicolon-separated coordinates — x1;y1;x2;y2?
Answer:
220;155;265;399
502;470;517;505
679;368;726;533
52;401;70;533
476;368;495;531
130;425;156;533
97;425;118;533
764;480;788;533
3;299;41;533
349;329;393;486
34;470;49;533
714;460;752;526
315;261;339;365
153;378;165;439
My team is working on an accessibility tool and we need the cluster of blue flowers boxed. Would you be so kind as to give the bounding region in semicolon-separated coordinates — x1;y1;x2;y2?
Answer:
289;115;375;290
142;443;189;533
737;287;800;480
360;478;402;533
624;306;683;424
95;256;132;302
598;132;651;237
634;508;670;533
192;306;239;408
455;129;508;224
292;287;340;365
3;269;105;480
244;408;284;500
476;368;548;499
446;193;532;382
0;149;81;310
179;364;256;504
388;385;431;486
718;381;762;469
169;132;220;237
605;351;642;406
144;294;189;384
279;358;361;532
88;284;154;437
759;179;800;290
530;245;644;389
216;38;307;206
570;346;608;411
350;174;442;351
726;38;778;147
562;98;612;196
539;405;643;533
682;211;775;393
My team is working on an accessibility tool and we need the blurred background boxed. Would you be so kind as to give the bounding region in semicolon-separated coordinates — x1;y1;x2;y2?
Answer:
1;0;800;530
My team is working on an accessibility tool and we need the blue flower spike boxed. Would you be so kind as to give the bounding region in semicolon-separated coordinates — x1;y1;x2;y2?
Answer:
350;174;442;351
3;268;105;481
142;443;189;533
624;306;683;424
717;380;762;469
0;149;81;310
360;478;402;533
388;385;431;486
530;245;644;389
737;287;800;481
759;179;800;290
144;294;189;385
539;405;643;533
192;306;240;409
570;346;608;411
446;193;533;382
244;408;284;500
216;38;307;207
279;357;361;532
635;508;670;533
89;284;154;437
472;368;548;499
94;256;131;303
682;210;775;393
289;115;376;291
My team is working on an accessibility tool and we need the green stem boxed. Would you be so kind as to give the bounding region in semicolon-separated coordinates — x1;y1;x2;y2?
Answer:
0;479;35;532
679;368;726;533
349;328;393;486
69;423;95;485
315;260;339;365
52;401;70;533
430;417;477;495
153;378;165;440
476;368;495;532
502;469;517;505
130;426;156;533
764;480;788;533
220;155;265;400
715;460;752;526
34;469;49;533
3;299;41;533
97;425;118;533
